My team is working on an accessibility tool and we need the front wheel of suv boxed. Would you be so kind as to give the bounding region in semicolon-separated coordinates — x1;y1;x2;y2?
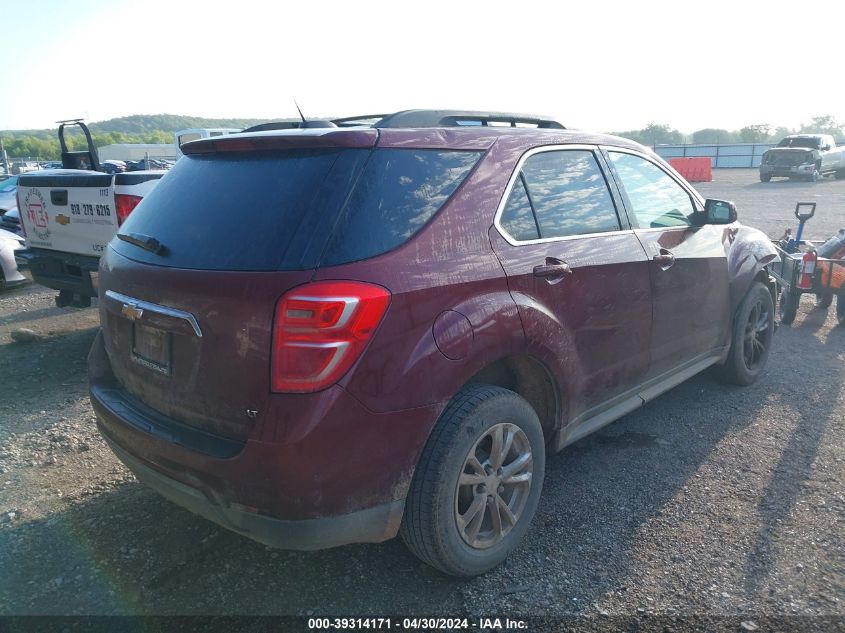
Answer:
400;385;545;577
715;282;774;386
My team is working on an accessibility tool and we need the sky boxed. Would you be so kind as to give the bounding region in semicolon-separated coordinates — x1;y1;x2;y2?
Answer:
2;0;843;134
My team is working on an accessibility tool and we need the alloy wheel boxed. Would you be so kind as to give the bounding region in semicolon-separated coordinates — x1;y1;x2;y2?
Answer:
454;422;533;549
743;299;771;370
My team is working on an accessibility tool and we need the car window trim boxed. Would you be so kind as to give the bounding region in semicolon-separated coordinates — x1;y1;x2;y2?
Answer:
593;150;634;230
493;144;626;246
515;172;543;240
599;146;705;231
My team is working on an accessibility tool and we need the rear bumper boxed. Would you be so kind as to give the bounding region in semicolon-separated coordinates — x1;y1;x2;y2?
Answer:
15;248;98;296
88;330;439;549
102;432;404;550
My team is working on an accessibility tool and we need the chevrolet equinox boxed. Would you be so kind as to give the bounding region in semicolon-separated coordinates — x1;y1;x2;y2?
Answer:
89;110;779;576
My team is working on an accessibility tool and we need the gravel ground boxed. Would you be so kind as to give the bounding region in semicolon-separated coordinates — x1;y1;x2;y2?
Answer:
693;168;845;240
0;169;843;631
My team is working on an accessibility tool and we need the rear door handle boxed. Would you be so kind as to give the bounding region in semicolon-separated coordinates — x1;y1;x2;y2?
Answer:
653;249;675;270
533;258;572;282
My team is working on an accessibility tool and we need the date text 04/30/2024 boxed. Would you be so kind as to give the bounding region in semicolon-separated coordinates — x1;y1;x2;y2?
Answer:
307;617;528;630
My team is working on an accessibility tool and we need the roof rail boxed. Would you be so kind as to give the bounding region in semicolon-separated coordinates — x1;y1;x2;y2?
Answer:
373;110;565;129
332;114;389;127
239;110;565;134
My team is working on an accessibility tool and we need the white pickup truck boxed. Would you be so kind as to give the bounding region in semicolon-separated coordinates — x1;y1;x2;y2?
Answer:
760;134;845;182
16;120;164;307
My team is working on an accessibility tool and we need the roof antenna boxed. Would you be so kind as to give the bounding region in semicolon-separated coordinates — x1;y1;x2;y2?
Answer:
291;99;337;129
294;99;307;125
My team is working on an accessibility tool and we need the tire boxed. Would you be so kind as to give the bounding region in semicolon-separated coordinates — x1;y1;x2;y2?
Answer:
400;384;545;577
810;169;820;182
837;294;845;326
715;282;775;386
779;288;799;325
815;293;833;309
835;169;845;180
760;172;771;182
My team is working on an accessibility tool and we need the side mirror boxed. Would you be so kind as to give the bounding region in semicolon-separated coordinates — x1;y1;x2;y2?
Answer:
704;199;737;224
822;145;831;151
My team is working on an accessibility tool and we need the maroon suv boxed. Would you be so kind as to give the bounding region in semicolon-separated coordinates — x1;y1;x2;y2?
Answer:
89;110;779;576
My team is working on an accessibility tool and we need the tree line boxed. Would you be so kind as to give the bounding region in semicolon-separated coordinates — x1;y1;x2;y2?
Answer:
1;131;180;160
612;115;843;147
0;114;277;160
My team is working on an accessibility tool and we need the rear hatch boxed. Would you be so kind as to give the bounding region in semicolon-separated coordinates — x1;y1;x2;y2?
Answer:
98;131;377;441
18;170;115;256
98;129;484;441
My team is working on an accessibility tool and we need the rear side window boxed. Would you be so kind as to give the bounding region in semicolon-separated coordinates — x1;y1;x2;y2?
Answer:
114;149;369;271
499;177;540;241
498;149;620;241
320;149;482;266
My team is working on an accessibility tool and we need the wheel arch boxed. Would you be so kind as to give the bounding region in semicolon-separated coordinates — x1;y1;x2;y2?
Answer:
727;225;779;315
752;268;777;310
461;354;560;444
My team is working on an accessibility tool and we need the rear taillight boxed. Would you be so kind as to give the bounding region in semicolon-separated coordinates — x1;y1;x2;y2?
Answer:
115;194;143;226
271;281;391;393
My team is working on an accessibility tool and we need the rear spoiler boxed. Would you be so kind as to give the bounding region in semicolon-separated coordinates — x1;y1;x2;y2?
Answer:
182;129;379;155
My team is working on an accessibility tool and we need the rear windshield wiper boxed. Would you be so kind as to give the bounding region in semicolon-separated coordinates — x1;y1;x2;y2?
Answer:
116;232;168;256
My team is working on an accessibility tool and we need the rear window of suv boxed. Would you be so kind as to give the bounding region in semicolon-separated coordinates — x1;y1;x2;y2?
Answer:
113;148;481;271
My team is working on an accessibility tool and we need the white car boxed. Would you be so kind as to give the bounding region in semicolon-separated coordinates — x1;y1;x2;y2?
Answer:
0;176;17;212
0;227;26;289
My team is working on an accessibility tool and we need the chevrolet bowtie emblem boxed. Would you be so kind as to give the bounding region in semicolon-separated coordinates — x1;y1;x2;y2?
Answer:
121;303;144;321
56;214;71;226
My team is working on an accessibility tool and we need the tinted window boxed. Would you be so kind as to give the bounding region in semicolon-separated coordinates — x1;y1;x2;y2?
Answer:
609;152;695;228
178;133;202;146
777;137;820;149
321;149;481;266
520;150;620;238
0;177;17;192
114;149;369;271
499;177;540;241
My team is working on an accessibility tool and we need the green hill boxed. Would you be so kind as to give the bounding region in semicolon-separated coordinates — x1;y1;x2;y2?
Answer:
1;113;284;137
87;114;283;135
0;113;290;160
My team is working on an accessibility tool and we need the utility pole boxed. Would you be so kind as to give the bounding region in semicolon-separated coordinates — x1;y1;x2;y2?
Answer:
0;136;8;175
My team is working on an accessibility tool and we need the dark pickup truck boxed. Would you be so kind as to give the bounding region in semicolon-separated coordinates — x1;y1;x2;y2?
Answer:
760;134;845;182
